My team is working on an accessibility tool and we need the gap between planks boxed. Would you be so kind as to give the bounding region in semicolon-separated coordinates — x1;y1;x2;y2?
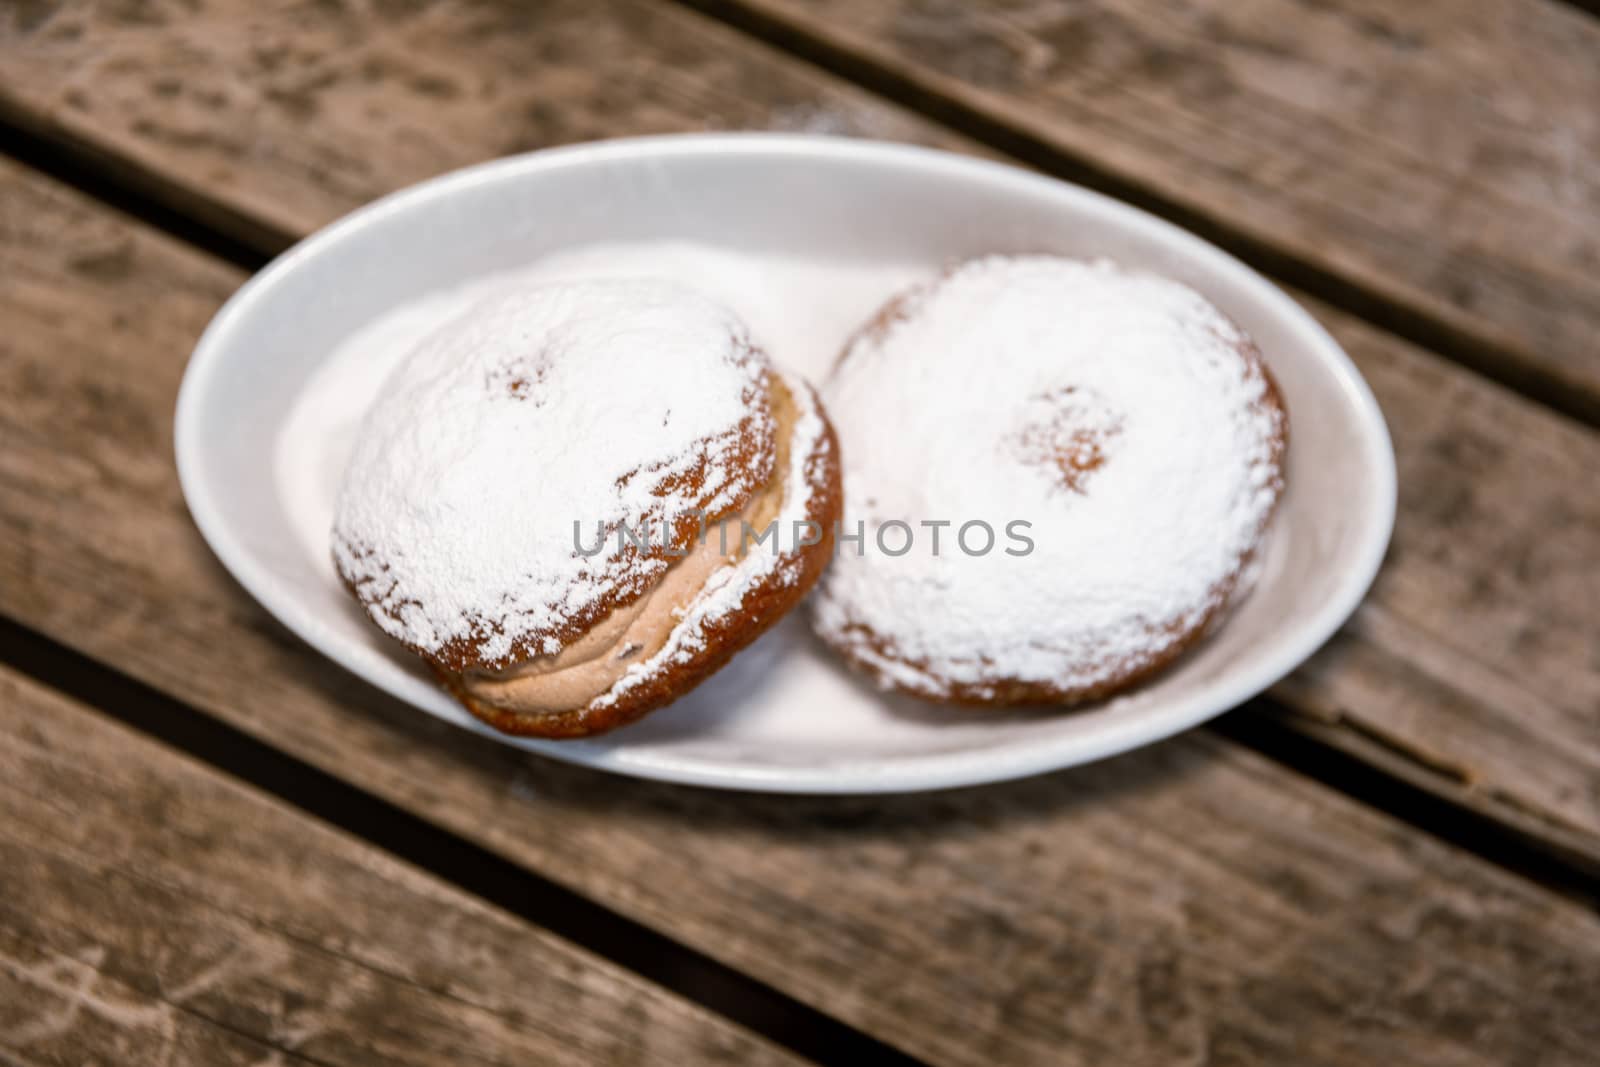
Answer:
0;617;928;1067
0;95;280;270
665;0;1600;431
3;96;1599;907
1553;0;1600;20
4;17;1598;436
3;590;1598;934
8;148;1600;1065
0;663;815;1067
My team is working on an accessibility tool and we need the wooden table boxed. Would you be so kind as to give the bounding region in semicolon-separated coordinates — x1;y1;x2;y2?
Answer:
2;2;1597;1063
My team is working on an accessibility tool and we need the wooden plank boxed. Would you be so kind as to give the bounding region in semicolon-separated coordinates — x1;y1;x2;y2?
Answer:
0;0;1595;855
4;162;1600;1067
684;0;1600;424
0;0;961;249
6;0;1599;422
0;667;805;1067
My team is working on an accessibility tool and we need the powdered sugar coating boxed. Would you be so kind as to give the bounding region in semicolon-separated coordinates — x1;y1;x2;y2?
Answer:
332;278;773;671
592;367;832;710
812;256;1286;702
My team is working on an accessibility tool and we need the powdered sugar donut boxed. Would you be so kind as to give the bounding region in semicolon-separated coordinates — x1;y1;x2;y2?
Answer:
333;278;841;737
812;256;1286;705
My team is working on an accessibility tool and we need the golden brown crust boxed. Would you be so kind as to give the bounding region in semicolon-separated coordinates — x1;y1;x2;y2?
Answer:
440;374;843;737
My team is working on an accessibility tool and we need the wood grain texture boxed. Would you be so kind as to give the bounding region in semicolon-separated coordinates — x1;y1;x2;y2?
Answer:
687;0;1600;422
0;0;958;248
4;161;1600;1066
1;0;1596;853
0;666;804;1067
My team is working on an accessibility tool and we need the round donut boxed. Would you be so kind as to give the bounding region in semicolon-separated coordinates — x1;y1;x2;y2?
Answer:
333;278;842;737
810;255;1287;706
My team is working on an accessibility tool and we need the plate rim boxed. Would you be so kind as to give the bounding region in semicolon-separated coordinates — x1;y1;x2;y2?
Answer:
174;132;1397;794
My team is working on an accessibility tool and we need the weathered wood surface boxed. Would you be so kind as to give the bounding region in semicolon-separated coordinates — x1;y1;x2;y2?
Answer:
5;161;1600;1067
0;666;804;1067
1;0;1596;856
0;0;960;249
9;0;1599;418
694;0;1600;422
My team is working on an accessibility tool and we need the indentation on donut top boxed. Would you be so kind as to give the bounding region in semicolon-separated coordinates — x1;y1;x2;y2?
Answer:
485;349;551;403
1013;385;1124;495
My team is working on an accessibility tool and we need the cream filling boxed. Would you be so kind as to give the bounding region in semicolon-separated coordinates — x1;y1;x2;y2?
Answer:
454;386;793;717
454;505;752;714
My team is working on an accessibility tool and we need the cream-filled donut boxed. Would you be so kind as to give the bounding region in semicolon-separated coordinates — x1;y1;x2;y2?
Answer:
811;256;1287;705
333;278;841;737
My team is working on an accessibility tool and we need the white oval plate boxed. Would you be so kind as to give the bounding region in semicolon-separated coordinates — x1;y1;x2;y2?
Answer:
176;135;1395;794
